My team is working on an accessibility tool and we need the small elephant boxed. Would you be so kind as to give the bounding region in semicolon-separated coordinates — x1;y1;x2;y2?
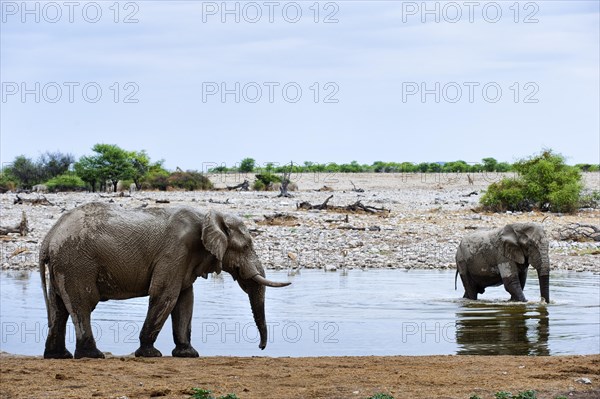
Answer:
455;223;550;302
40;202;291;359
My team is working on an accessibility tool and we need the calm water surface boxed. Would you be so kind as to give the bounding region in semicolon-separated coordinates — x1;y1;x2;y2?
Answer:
0;270;598;357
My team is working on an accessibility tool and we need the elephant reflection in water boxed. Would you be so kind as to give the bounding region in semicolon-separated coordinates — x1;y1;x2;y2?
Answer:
455;305;549;356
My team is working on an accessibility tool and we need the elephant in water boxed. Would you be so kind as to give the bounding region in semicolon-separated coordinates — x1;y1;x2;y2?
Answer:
39;202;291;359
455;223;549;303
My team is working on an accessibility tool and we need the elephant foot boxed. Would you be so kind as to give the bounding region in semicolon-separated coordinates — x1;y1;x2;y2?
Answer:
172;345;199;358
510;295;527;302
135;345;162;358
463;292;477;300
44;348;73;359
74;347;105;359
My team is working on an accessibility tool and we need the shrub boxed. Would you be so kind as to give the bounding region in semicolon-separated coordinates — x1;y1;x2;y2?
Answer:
252;179;266;191
168;170;213;191
366;394;394;399
253;173;281;191
45;173;87;192
144;173;169;191
0;173;17;193
481;150;583;213
579;190;600;208
575;163;600;172
481;178;529;211
190;387;239;399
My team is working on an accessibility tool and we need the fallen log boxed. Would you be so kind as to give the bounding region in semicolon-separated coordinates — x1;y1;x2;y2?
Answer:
337;225;381;231
0;212;30;236
556;223;600;242
227;180;249;191
297;196;390;215
258;213;300;226
208;198;231;205
350;181;365;193
13;195;53;206
297;195;334;210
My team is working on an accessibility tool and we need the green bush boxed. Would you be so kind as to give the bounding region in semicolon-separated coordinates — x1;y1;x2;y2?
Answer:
481;178;529;211
481;150;583;213
142;167;170;191
168;170;213;191
0;173;17;193
45;173;87;192
366;394;394;399
252;179;266;191
253;173;281;191
575;163;600;172
190;387;239;399
579;190;600;208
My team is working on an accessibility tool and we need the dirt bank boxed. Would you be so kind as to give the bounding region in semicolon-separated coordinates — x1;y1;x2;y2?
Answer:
0;355;598;399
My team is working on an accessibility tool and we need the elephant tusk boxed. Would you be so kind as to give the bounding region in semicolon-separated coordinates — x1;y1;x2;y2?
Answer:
252;274;291;287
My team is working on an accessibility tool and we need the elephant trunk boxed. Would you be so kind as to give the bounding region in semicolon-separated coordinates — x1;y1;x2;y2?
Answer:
238;252;290;350
531;242;550;303
247;281;268;350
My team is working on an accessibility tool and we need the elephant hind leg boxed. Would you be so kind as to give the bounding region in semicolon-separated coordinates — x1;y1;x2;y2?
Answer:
43;288;73;359
58;283;104;359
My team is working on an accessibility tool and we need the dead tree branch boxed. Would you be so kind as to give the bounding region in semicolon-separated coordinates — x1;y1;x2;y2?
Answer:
297;196;390;215
350;181;365;193
337;225;381;231
297;195;334;210
208;198;231;205
14;195;53;206
278;162;294;198
227;180;250;191
556;223;600;242
0;212;30;236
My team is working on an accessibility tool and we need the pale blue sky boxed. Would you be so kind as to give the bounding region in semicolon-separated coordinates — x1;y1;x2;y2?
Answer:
1;1;598;170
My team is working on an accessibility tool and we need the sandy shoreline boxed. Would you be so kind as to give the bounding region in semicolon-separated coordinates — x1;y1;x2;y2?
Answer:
0;354;598;398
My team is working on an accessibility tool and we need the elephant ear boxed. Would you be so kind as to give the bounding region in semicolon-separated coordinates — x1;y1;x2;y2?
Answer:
201;210;228;261
499;224;526;264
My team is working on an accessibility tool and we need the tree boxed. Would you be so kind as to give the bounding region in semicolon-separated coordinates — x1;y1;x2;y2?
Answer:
8;156;39;189
129;150;150;190
38;151;75;181
74;155;101;192
239;158;255;173
92;144;135;192
482;157;498;172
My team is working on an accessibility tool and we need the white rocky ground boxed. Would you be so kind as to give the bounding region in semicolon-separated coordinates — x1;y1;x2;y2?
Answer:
1;172;598;272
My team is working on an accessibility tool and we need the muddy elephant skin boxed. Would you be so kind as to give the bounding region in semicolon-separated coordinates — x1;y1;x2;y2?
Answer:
39;202;290;359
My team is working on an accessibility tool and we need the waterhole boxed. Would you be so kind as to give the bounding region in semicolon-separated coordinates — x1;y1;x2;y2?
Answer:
0;270;598;357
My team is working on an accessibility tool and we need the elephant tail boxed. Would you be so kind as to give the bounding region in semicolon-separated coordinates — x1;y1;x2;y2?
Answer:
454;269;458;290
39;242;50;320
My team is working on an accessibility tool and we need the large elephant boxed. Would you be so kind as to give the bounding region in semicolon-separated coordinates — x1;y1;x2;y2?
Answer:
39;202;290;359
455;223;550;303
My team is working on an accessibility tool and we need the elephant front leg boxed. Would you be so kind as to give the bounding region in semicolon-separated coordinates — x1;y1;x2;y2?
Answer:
171;286;199;357
136;294;178;357
498;262;527;302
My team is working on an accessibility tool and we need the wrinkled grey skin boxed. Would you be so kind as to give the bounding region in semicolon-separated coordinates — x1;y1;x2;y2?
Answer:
455;223;550;303
39;202;290;359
